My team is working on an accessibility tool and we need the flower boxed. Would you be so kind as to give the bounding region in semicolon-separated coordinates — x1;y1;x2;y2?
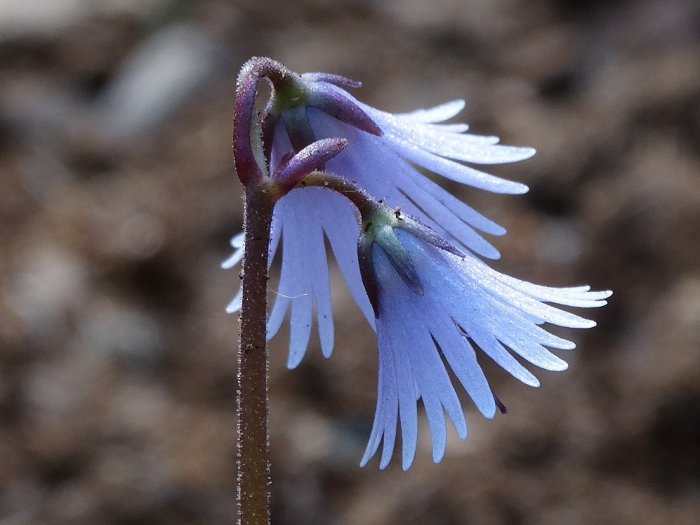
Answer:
227;59;612;469
358;213;611;469
279;72;533;260
227;63;536;364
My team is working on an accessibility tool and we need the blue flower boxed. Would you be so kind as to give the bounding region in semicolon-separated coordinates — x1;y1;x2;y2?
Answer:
226;63;611;468
357;214;610;469
227;69;535;364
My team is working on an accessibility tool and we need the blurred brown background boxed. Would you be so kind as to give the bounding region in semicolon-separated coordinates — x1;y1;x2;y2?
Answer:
1;0;699;524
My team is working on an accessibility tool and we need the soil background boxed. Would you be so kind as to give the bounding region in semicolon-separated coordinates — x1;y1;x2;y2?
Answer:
1;1;699;524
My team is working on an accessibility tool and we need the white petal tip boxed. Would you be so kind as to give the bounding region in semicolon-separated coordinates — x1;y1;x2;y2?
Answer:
482;409;496;420
549;361;569;372
522;147;536;159
229;232;245;247
225;294;242;313
286;351;305;369
320;337;334;358
456;423;468;440
432;450;445;464
512;183;529;195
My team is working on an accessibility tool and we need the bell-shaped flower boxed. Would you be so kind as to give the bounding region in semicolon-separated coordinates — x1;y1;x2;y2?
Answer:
356;212;611;469
227;59;537;366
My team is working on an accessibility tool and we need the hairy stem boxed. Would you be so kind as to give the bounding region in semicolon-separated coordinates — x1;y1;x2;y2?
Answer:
299;171;380;219
237;183;275;525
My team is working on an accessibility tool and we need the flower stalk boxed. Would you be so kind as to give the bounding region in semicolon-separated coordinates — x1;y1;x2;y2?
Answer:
234;172;373;525
233;57;288;525
232;59;355;525
236;182;275;525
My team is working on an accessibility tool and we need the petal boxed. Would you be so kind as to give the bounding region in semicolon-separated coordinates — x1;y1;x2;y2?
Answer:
265;192;321;367
394;99;466;123
221;231;245;269
494;274;613;308
378;331;400;469
469;331;541;387
303;197;336;357
288;291;313;369
385;130;529;194
405;170;507;236
360;346;388;467
310;110;507;258
316;188;376;327
387;121;535;164
225;286;243;314
376;276;419;470
374;247;466;468
397;183;501;259
430;123;470;133
501;337;568;371
429;314;496;419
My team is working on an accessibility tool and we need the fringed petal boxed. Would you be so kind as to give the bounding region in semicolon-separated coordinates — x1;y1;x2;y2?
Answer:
429;314;496;419
226;69;611;471
221;231;245;269
393;99;465;123
384;130;529;194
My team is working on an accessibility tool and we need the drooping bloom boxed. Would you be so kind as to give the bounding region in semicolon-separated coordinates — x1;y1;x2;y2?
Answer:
226;59;611;468
357;213;611;469
226;64;535;364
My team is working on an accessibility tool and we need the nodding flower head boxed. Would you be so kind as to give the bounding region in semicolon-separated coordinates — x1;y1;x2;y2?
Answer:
358;206;465;317
230;60;542;357
227;59;611;469
356;207;611;469
265;62;534;261
263;68;383;153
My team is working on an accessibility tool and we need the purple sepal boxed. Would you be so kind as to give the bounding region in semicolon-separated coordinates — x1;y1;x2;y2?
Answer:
233;67;265;185
397;214;465;258
494;394;508;414
375;226;424;297
308;84;383;137
233;57;296;185
281;105;317;152
302;72;362;89
273;138;349;189
357;235;380;318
